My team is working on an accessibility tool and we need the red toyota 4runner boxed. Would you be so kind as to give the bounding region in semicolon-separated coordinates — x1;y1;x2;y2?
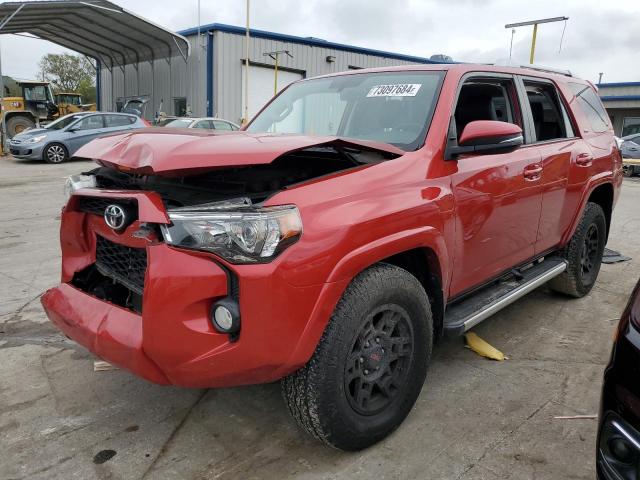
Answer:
42;64;622;450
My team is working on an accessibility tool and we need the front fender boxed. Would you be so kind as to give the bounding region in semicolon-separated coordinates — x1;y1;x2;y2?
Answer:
273;225;449;378
326;225;449;285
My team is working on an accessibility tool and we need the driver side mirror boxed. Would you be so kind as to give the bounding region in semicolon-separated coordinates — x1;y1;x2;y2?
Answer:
446;120;523;159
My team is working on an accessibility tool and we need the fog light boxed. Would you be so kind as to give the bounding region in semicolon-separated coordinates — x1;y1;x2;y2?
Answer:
214;306;233;330
211;299;240;335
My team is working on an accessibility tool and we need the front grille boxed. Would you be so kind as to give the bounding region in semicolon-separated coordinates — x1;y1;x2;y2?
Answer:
78;197;138;219
95;235;147;295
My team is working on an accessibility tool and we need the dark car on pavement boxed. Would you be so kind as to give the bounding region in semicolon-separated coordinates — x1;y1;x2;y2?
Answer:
598;279;640;479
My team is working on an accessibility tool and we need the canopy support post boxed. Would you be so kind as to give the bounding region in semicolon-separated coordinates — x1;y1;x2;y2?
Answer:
0;3;25;152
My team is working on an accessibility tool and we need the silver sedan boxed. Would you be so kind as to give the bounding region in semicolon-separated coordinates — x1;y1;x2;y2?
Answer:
8;112;148;164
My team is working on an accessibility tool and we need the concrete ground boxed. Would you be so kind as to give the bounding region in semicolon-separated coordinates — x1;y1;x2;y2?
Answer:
1;156;638;480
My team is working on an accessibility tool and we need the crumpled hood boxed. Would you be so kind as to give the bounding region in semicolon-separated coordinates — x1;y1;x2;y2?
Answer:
74;128;405;175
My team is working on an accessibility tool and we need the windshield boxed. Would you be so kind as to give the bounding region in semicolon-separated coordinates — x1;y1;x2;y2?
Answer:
24;85;49;101
247;71;444;151
59;95;81;105
165;118;194;128
45;114;85;130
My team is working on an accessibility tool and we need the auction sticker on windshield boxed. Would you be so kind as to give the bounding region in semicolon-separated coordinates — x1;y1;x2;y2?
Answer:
366;84;422;97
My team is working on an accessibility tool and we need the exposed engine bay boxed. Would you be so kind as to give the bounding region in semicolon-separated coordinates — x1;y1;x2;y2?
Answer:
90;146;398;208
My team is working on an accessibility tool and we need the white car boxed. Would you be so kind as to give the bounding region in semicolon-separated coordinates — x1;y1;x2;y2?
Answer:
163;117;240;131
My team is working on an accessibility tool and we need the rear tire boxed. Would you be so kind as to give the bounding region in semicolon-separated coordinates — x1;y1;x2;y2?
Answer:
548;202;606;298
6;115;35;138
43;143;68;164
282;263;433;451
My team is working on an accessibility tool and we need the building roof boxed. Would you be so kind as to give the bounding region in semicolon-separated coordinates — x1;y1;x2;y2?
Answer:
178;22;441;64
600;96;640;102
597;82;640;88
0;0;190;69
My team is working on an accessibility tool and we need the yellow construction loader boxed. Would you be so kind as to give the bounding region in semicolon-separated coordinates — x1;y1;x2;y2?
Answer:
1;80;59;137
55;92;96;116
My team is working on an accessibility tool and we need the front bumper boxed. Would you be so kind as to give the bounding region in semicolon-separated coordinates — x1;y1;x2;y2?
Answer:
42;283;170;384
42;189;340;388
9;142;44;160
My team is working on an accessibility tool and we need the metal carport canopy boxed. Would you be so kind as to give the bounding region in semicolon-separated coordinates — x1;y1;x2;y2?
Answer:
0;0;190;69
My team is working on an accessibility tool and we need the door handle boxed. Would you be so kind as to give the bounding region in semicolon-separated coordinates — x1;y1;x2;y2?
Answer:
575;153;593;167
524;163;543;181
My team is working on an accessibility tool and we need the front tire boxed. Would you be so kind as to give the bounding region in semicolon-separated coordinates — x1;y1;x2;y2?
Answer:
549;202;606;298
6;115;35;138
282;263;433;451
43;143;68;164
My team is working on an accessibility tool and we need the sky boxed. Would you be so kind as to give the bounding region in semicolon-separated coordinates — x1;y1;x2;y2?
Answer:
1;0;639;83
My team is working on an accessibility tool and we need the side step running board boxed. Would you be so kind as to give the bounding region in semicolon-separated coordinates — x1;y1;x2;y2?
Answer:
443;258;567;336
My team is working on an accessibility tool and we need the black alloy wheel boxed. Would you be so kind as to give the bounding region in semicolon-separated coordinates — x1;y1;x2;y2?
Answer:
345;305;414;416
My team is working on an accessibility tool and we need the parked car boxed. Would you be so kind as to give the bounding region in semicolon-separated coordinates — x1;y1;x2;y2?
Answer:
8;112;147;164
42;64;622;451
621;134;640;176
598;278;640;479
162;116;240;131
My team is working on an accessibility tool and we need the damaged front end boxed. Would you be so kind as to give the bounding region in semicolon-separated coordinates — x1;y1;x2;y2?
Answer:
44;132;407;386
62;133;404;310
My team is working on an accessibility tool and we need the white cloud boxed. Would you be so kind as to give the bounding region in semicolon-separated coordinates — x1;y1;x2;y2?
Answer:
1;0;638;83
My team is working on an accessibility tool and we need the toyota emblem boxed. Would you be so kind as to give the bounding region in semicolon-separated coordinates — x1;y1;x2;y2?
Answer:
104;204;127;231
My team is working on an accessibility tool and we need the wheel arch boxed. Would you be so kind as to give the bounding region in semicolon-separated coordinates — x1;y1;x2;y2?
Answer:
562;177;615;246
4;110;36;122
380;248;445;340
278;226;450;377
587;183;614;241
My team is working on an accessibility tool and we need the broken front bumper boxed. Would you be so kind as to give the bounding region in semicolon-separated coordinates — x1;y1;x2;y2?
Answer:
41;189;333;388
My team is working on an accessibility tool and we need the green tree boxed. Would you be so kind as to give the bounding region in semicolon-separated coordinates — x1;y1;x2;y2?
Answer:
38;53;95;94
77;78;97;104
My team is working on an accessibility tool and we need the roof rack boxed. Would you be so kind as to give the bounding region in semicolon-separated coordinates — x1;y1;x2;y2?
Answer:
520;64;572;77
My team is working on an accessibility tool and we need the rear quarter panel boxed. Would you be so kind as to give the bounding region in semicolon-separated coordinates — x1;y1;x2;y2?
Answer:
556;80;622;244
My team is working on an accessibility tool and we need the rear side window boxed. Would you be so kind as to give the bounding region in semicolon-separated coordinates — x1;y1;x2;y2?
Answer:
523;81;571;142
192;120;213;129
212;120;233;130
75;115;104;131
569;83;611;133
105;115;133;127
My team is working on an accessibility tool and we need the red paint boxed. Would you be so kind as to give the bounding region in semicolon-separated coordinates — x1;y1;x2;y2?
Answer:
458;120;522;145
75;129;404;175
42;64;620;387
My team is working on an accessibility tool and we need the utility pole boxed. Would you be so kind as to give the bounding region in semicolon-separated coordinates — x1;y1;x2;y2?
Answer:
508;28;515;64
505;16;568;64
197;0;201;62
263;50;293;95
243;0;250;125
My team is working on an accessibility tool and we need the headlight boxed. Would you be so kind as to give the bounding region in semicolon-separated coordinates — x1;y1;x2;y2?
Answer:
25;134;47;144
64;174;96;202
161;202;302;264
